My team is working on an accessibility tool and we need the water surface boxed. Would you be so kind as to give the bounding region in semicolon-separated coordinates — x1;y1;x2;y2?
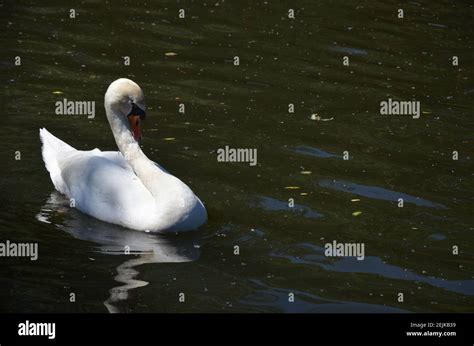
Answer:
1;0;473;313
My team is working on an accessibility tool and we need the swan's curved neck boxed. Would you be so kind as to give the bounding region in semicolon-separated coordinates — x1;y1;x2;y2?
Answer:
105;102;166;196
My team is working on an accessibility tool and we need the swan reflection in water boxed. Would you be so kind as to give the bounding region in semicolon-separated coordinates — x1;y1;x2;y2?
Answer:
36;192;201;313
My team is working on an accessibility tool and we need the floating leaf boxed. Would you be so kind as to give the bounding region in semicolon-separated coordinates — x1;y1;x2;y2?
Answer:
52;91;63;94
300;192;308;196
300;171;312;174
162;137;175;141
351;198;360;202
284;186;300;190
352;211;362;216
165;52;178;56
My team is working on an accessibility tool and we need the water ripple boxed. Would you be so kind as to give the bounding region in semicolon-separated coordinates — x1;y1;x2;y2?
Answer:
319;179;447;209
271;243;474;296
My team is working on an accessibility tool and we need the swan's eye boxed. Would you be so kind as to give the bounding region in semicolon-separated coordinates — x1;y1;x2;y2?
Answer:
127;102;146;119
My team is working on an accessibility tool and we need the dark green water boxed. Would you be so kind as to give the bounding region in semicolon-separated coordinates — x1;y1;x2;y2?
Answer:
1;0;473;313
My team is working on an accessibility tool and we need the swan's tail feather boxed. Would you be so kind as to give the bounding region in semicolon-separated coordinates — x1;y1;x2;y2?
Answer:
39;128;75;195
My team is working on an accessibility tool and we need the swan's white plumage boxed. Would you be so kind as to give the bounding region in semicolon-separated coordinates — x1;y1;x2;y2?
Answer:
40;79;207;232
40;128;74;196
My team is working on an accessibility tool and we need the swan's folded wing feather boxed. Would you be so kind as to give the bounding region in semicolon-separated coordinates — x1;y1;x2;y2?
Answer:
59;151;155;229
40;128;76;195
96;151;134;172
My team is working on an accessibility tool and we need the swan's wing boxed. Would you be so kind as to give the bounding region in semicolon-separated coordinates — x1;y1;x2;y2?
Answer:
152;161;170;174
40;129;156;229
98;151;167;174
95;151;133;172
40;128;76;195
40;128;136;193
58;150;155;229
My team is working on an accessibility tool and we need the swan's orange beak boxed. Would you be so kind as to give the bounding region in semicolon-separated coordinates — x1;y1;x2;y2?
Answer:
127;102;146;141
128;115;142;141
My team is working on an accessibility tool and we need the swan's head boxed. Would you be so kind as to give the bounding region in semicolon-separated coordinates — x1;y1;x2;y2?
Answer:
105;78;147;141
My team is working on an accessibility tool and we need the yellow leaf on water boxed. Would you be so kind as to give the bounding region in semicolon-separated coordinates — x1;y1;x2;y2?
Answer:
351;199;361;202
284;186;300;190
163;137;175;141
52;91;63;94
300;192;308;196
352;211;362;216
165;52;178;56
300;171;312;174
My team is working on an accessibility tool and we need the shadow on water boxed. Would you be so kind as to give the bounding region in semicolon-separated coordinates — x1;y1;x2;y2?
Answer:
289;146;339;159
255;196;324;219
240;279;408;313
36;192;201;313
319;179;447;209
271;243;474;297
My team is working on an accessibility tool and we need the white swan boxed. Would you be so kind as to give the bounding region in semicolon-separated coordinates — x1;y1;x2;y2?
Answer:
40;78;207;232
